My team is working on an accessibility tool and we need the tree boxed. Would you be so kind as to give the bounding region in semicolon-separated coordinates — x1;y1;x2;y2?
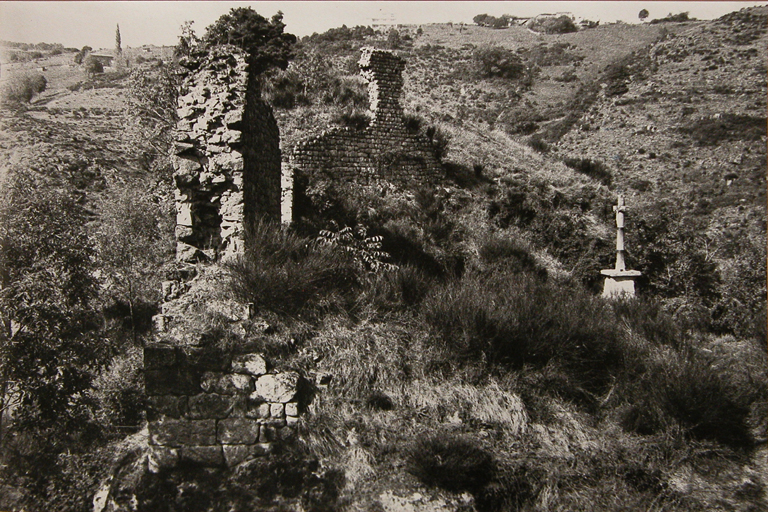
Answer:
126;63;180;176
84;55;104;76
202;7;296;73
0;169;106;439
639;9;650;21
73;45;91;65
174;20;199;58
92;176;173;344
115;24;122;54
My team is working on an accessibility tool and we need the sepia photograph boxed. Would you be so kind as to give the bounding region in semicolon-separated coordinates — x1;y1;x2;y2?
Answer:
0;2;766;510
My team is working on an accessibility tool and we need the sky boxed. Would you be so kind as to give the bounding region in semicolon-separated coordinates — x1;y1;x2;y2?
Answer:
0;1;764;50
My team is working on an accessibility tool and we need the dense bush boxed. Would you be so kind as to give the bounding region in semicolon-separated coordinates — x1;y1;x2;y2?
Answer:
679;114;766;145
620;346;756;448
529;15;578;34
473;14;512;29
473;46;526;79
421;272;623;390
1;72;47;104
650;12;693;24
84;55;104;75
202;7;296;73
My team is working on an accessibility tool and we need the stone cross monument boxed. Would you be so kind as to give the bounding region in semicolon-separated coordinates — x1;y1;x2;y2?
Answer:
601;194;641;298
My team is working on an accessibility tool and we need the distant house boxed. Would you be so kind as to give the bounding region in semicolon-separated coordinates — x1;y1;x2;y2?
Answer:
89;51;114;67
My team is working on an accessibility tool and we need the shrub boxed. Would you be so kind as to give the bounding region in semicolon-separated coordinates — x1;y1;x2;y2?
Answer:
679;114;765;145
620;346;755;448
527;134;549;153
473;46;525;79
563;157;612;185
84;55;104;75
421;273;622;390
1;72;47;104
406;433;495;493
227;220;360;315
322;76;367;107
529;15;578;34
357;264;435;312
90;347;145;429
332;109;370;130
477;233;546;279
650;12;692;24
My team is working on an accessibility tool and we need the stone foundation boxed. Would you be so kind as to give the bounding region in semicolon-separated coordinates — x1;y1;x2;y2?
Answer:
146;344;304;470
601;269;641;298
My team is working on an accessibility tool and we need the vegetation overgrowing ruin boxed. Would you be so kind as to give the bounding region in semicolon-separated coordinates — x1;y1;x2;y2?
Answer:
0;5;766;511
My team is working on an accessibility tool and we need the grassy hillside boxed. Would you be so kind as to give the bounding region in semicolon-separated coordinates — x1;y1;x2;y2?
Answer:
0;7;765;512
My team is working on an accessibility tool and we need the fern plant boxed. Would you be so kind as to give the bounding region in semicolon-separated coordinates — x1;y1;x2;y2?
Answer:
316;226;397;273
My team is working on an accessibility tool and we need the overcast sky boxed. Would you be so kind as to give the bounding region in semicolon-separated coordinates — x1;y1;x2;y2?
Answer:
1;2;764;49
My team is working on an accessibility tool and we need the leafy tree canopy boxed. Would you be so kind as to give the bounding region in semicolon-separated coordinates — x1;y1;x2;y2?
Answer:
202;7;296;73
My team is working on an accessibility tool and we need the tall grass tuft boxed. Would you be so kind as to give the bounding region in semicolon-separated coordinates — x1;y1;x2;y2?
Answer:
421;272;622;392
227;220;360;316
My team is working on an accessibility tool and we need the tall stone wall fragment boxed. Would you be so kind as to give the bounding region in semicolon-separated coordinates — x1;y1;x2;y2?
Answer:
172;45;281;263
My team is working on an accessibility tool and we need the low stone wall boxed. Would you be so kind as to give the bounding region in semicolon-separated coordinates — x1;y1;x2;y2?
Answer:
146;344;304;470
290;47;444;188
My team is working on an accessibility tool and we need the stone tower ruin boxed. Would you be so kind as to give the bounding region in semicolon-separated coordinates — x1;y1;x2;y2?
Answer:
172;45;281;262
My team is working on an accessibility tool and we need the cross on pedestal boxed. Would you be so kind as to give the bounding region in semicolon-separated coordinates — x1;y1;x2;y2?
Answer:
600;194;641;298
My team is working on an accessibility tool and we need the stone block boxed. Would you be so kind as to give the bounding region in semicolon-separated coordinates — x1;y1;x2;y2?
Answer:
245;402;271;419
286;415;299;427
218;418;260;444
222;445;252;467
181;445;224;467
259;425;277;443
252;443;272;457
188;393;235;419
201;372;253;395
224;109;243;128
185;348;231;371
175;225;195;240
148;446;179;473
251;372;299;403
144;345;177;370
231;354;267;376
285;402;299;417
263;417;287;428
173;155;202;174
270;403;285;418
145;369;199;396
176;241;204;263
147;395;187;420
150;418;216;446
176;203;193;226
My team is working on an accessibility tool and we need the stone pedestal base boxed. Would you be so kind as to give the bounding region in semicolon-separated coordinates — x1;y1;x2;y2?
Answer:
600;269;641;298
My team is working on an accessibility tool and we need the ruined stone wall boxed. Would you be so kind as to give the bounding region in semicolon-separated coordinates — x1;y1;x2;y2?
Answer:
290;47;444;186
172;45;281;262
147;46;300;470
146;344;304;469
